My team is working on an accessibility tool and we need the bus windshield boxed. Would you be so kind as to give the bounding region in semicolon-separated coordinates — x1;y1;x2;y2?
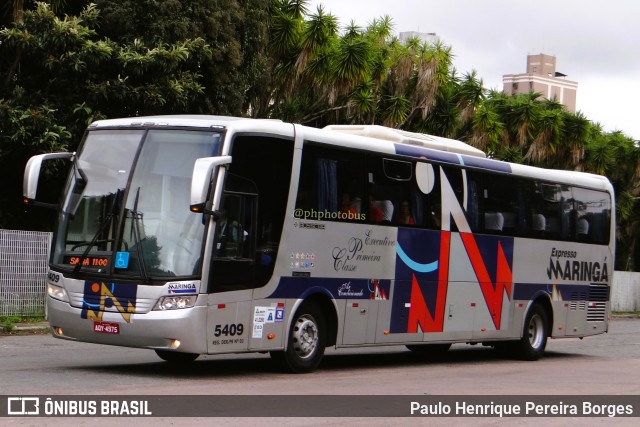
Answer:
52;128;222;279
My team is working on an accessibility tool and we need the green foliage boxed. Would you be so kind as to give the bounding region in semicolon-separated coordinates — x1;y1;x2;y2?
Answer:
2;1;640;270
0;315;47;334
96;0;270;115
260;2;461;129
0;2;214;229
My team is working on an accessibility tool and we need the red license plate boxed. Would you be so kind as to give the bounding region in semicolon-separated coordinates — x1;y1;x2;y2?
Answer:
93;321;120;334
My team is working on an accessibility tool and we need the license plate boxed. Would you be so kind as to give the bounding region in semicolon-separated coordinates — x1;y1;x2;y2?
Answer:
93;321;120;334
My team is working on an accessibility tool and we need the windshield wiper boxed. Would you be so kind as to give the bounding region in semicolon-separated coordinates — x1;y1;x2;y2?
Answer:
73;214;114;274
127;186;149;282
73;189;122;274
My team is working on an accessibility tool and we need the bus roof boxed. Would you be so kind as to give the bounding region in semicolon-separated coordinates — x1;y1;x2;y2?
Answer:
86;115;612;192
323;125;486;158
88;115;288;131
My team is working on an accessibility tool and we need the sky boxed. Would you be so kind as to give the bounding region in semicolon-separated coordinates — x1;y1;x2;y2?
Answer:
310;0;640;140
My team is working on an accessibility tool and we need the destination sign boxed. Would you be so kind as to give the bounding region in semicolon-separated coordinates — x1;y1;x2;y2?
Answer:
63;256;110;268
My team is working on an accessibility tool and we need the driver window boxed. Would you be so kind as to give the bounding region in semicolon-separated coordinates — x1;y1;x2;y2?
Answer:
215;195;247;258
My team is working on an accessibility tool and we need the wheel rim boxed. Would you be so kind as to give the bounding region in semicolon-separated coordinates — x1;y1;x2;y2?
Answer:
527;313;544;349
292;314;318;359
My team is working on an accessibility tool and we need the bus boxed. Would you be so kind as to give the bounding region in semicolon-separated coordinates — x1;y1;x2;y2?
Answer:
23;116;614;373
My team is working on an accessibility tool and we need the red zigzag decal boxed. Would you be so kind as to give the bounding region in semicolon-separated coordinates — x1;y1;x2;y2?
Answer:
460;233;513;329
407;232;513;333
407;232;450;333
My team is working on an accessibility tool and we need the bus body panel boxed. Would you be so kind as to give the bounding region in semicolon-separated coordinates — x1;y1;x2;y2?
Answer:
31;116;614;367
206;295;254;353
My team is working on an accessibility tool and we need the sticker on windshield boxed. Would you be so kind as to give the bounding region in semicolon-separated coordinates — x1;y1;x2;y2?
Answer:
115;252;130;269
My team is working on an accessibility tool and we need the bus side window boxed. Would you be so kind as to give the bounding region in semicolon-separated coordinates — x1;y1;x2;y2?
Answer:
466;174;480;232
297;143;366;223
572;186;611;244
480;173;524;235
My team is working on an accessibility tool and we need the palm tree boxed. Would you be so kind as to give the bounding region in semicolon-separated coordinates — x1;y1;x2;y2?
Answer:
508;92;543;149
407;40;453;124
523;108;563;165
455;70;485;127
296;5;337;76
558;111;590;168
583;126;615;175
469;102;504;154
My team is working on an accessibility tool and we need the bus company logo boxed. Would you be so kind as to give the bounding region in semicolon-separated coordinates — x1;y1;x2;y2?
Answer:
7;397;39;415
81;281;137;323
546;248;609;283
338;282;364;297
168;282;197;294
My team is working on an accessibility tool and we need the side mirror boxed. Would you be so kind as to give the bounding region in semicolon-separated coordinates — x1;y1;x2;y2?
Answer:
189;156;231;213
23;152;74;208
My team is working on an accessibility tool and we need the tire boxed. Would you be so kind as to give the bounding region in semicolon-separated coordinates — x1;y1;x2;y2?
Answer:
270;302;326;373
513;303;548;360
406;343;451;355
155;349;199;363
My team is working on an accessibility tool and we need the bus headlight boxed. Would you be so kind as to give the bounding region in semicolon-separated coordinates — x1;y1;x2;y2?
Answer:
154;295;197;311
47;283;69;302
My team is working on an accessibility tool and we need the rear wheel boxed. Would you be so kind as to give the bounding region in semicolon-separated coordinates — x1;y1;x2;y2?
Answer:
512;303;548;360
155;350;199;363
271;302;326;373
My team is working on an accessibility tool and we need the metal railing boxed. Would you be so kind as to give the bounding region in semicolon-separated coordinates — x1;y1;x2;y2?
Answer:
0;230;51;317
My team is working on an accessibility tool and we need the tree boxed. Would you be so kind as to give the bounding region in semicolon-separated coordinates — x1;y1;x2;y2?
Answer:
583;129;640;270
261;2;459;130
0;2;212;229
95;0;270;116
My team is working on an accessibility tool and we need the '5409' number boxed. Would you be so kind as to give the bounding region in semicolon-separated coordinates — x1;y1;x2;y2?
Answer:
214;323;244;337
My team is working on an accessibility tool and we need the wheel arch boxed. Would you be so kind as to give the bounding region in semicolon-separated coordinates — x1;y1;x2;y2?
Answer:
290;292;339;348
529;293;553;338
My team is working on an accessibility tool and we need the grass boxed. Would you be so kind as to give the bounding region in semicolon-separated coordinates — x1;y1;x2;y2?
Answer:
612;311;640;317
0;315;46;333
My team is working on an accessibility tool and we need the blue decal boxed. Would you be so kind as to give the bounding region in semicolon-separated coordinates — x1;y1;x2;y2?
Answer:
391;228;443;333
81;281;137;322
394;144;460;164
393;141;513;174
460;155;512;173
115;252;130;269
269;277;390;300
396;243;438;273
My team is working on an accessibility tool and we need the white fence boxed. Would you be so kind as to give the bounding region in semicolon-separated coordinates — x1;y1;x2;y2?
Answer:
0;230;51;317
611;271;640;312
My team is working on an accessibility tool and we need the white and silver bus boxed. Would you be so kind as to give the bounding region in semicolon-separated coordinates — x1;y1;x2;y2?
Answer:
24;116;614;372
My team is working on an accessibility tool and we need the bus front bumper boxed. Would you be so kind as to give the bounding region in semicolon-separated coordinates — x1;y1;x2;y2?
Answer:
47;296;208;355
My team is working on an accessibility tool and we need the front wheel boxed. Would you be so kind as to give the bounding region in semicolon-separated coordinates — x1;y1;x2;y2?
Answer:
512;303;548;360
271;302;326;373
155;350;199;363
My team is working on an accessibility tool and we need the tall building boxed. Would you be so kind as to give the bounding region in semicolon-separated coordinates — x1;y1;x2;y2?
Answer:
503;53;577;112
